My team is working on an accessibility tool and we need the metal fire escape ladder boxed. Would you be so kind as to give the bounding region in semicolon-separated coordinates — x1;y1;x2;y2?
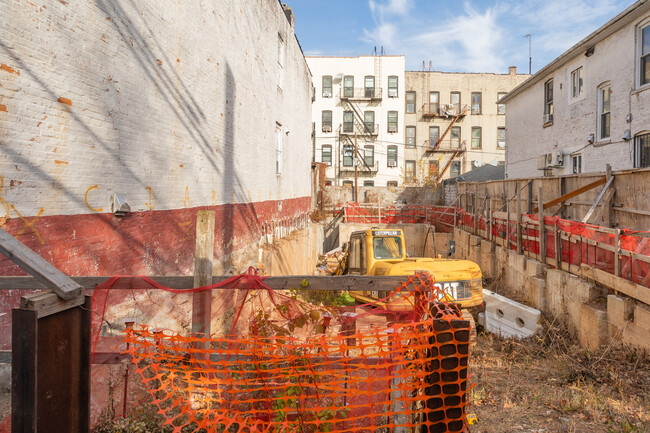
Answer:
432;113;462;151
434;149;464;184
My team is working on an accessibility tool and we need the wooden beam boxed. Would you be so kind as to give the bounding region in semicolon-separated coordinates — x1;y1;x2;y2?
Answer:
584;188;615;225
192;210;215;335
533;177;606;213
0;228;82;300
20;291;86;319
0;275;416;292
582;176;615;223
538;186;545;264
581;264;650;306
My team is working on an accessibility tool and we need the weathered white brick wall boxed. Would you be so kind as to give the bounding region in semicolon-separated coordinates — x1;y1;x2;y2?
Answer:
0;0;312;217
505;9;650;179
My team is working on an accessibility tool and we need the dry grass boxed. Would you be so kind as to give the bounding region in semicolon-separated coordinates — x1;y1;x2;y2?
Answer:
469;317;650;433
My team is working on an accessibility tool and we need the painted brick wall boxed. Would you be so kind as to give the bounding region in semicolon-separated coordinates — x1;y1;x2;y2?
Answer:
0;0;312;218
505;9;650;179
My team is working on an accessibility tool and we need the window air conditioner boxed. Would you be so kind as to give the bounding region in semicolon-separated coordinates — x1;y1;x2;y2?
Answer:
543;113;554;123
322;125;332;133
323;91;332;98
388;161;397;167
551;151;564;167
388;125;397;133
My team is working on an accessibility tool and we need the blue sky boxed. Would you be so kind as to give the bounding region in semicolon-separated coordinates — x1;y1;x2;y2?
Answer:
291;0;635;73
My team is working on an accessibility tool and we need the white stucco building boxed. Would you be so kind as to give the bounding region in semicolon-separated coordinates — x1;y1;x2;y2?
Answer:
404;68;529;184
306;55;406;187
502;0;650;179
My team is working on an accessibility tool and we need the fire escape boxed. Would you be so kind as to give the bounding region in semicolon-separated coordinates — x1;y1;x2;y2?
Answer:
419;102;469;183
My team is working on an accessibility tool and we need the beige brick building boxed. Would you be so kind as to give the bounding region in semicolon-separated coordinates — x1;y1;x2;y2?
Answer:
403;68;529;184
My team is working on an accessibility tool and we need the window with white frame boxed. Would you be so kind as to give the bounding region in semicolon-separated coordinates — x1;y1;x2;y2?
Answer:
387;146;398;167
322;110;332;132
497;92;507;115
429;91;440;115
388;76;399;98
497;127;506;149
343;75;354;97
572;155;582;173
571;67;583;98
634;132;650;168
544;79;553;123
406;126;416;147
322;145;332;166
364;75;376;98
364;145;374;167
471;127;482;149
387;111;398;132
322;76;332;97
598;83;611;140
639;23;650;87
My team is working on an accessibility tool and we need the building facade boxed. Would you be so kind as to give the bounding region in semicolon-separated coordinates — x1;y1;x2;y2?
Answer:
502;1;650;179
404;68;529;184
307;55;406;187
0;0;313;277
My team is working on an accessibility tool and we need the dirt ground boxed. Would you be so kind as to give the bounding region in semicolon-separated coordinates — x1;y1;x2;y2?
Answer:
468;322;650;433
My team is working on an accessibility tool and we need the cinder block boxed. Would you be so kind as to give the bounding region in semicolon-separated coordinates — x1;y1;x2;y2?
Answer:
524;276;546;310
607;294;634;327
579;304;608;351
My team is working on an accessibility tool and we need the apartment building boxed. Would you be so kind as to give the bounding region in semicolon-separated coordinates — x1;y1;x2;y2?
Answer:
502;1;650;178
404;68;530;184
307;55;406;187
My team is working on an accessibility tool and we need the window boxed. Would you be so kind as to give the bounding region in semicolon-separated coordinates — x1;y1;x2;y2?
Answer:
544;79;554;122
322;110;332;132
598;83;611;140
343;145;354;167
450;92;461;112
322;76;332;97
363;181;374;187
405;160;416;181
571;67;583;98
364;145;374;167
497;127;506;149
364;111;375;133
429;160;439;178
343;111;354;133
634;132;650;167
471;127;482;149
364;75;375;98
387;146;398;167
387;111;398;132
572;155;582;174
275;124;282;174
405;91;416;113
450;161;461;178
343;75;354;97
388;76;398;97
639;24;650;86
343;180;354;187
451;126;461;148
387;181;398;187
497;92;507;115
405;126;416;147
429;126;440;148
325;180;332;186
429;92;440;114
471;92;481;114
322;145;332;166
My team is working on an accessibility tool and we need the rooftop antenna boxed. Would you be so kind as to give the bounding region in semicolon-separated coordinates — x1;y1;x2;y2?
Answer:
373;46;377;56
429;61;433;72
523;34;532;74
381;46;384;55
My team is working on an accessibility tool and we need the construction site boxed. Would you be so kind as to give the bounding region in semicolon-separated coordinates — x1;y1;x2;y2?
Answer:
1;1;649;433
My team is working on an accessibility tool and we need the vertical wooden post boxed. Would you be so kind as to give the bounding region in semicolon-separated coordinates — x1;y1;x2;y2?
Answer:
614;229;621;278
555;224;562;270
506;196;510;250
605;164;615;228
538;186;545;264
527;181;533;214
559;177;566;219
473;191;478;235
487;196;492;242
516;182;522;254
192;210;215;336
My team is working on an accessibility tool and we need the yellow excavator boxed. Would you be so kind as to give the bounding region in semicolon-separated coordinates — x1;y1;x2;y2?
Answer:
335;229;483;315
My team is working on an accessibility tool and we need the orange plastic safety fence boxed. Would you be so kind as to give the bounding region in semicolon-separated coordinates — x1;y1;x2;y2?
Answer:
123;274;471;433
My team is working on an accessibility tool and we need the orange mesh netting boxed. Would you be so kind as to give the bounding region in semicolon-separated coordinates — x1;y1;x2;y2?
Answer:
110;272;472;433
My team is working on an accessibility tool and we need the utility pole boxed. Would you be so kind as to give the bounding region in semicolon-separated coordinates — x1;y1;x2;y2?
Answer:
524;34;532;74
354;133;358;203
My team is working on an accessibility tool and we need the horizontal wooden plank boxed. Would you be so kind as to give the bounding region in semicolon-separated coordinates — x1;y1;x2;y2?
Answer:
0;228;82;300
580;265;650;306
20;291;86;318
93;352;131;364
0;275;415;292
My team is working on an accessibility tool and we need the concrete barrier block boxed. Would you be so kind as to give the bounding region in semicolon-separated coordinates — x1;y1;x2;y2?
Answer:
524;258;545;280
546;269;567;318
579;304;608;351
483;289;541;339
565;274;597;303
524;277;547;310
607;295;634;327
506;253;526;290
635;304;650;333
